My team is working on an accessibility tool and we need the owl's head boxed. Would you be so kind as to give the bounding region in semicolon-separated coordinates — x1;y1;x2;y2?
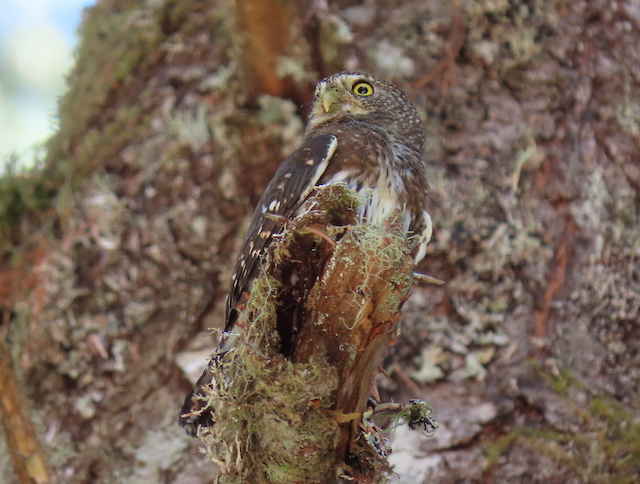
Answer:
306;72;424;146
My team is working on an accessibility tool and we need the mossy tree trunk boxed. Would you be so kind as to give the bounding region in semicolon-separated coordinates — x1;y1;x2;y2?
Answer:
1;0;639;483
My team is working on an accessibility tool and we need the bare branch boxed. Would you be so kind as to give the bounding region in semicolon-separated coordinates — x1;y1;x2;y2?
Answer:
0;339;50;484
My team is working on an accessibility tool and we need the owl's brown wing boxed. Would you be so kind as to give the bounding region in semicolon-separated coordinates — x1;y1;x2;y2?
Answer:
179;134;338;436
225;133;338;331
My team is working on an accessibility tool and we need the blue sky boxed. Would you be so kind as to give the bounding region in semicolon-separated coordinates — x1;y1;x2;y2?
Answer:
0;0;94;166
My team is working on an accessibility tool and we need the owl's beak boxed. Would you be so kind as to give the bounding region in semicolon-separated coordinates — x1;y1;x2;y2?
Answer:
321;88;342;113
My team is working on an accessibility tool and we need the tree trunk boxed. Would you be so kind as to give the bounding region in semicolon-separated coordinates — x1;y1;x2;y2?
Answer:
1;0;639;482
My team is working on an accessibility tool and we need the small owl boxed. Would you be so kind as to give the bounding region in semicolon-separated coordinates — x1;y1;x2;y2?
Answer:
179;72;432;436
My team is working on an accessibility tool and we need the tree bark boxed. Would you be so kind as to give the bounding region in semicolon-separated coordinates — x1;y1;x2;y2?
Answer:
1;0;639;482
235;0;317;105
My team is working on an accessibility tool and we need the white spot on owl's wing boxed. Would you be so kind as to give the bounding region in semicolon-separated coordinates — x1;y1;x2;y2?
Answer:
268;200;280;211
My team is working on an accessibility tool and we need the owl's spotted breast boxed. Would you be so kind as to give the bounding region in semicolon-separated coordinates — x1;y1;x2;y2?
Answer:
313;119;431;255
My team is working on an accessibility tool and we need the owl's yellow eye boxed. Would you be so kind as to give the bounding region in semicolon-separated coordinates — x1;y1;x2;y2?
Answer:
353;82;374;96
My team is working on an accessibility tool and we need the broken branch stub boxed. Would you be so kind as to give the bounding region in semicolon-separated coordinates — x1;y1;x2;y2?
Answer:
200;185;420;483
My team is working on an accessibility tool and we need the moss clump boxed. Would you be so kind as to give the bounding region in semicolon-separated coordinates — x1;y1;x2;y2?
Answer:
198;271;341;484
196;186;435;483
0;157;56;253
484;365;640;483
45;1;165;190
589;396;640;481
56;2;164;139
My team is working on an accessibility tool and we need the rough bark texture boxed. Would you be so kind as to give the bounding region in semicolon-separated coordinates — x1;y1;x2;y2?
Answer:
235;0;317;104
1;0;639;483
0;340;49;484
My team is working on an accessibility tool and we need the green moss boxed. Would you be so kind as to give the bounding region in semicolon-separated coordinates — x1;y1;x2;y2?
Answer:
198;186;422;483
198;265;341;483
485;432;518;469
531;359;582;397
590;396;640;479
485;427;580;475
45;1;165;189
61;2;163;121
461;0;552;74
490;365;640;482
312;183;360;224
0;156;56;254
615;83;640;142
161;0;232;40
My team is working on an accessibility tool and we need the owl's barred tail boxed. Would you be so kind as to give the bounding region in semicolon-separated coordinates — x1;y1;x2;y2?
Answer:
178;363;215;437
178;334;239;435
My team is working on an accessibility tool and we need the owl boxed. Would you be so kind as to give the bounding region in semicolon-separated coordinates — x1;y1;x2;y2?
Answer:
179;72;432;436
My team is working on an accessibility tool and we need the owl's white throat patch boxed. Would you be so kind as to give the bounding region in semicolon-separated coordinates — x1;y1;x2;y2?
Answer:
323;169;409;232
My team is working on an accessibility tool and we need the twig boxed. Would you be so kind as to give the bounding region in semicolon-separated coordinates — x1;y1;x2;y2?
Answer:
0;339;50;484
